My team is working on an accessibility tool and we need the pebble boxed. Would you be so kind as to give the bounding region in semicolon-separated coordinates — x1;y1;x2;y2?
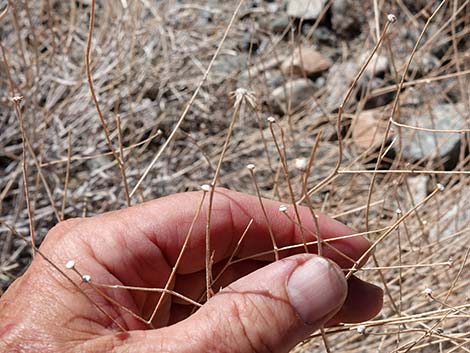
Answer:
270;15;290;34
407;175;428;202
360;53;389;77
287;0;327;20
351;109;388;150
280;47;332;77
323;61;358;111
399;103;466;161
271;79;316;114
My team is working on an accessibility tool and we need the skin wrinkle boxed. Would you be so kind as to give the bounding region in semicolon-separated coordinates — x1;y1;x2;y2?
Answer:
236;293;278;353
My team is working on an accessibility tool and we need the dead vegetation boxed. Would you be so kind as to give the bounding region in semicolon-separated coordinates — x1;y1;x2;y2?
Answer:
0;0;469;352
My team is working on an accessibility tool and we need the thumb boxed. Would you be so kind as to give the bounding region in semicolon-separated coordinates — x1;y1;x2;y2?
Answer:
134;254;347;353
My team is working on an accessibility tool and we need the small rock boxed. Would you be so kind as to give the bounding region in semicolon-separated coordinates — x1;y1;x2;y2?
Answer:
408;52;440;76
270;15;290;34
400;103;466;161
271;79;316;113
407;175;428;202
360;53;389;77
281;47;332;77
209;53;248;83
324;61;358;111
287;0;327;20
352;109;388;150
361;77;396;109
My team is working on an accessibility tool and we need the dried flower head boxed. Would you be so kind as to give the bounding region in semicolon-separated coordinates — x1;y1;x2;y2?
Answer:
10;96;24;103
200;184;211;192
387;14;397;23
279;204;289;213
295;158;308;172
267;116;276;124
246;164;256;171
231;88;256;109
65;260;75;270
356;325;366;334
82;275;92;283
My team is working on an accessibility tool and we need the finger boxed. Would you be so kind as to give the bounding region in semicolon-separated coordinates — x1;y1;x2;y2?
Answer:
328;276;383;325
112;254;349;353
173;260;264;305
173;268;382;325
66;188;370;277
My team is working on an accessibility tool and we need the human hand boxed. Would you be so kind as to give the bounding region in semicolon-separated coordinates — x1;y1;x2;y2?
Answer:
0;188;382;353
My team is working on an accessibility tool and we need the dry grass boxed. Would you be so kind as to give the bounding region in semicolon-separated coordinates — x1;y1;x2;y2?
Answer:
1;0;469;352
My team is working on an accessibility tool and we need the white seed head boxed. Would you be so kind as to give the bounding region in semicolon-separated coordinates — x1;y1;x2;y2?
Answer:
295;158;308;171
423;287;433;295
200;184;211;192
82;275;92;283
395;208;402;215
437;183;445;191
422;220;428;225
356;325;366;334
65;260;75;269
246;164;256;171
387;14;397;23
10;96;24;103
279;204;289;213
267;116;276;123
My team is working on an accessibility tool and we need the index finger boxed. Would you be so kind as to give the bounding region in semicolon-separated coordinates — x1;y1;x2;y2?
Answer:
81;188;370;274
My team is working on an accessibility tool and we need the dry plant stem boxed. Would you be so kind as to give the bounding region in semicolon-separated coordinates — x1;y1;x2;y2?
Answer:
300;18;393;203
301;131;323;256
115;114;131;207
338;169;470;175
86;0;131;207
279;211;357;265
316;304;470;336
24;137;61;222
390;119;470;133
40;130;162;167
248;169;279;260
0;3;8;22
205;97;244;300
372;251;400;314
149;190;207;324
443;246;470;305
61;132;72;220
92;282;202;308
346;186;443;280
230;228;391;265
129;0;246;198
193;219;254;311
268;121;308;253
210;219;254;287
364;0;448;232
371;69;470;97
398;311;454;353
12;99;36;254
321;326;332;353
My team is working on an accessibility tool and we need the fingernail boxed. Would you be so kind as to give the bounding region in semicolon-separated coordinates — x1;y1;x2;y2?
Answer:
287;257;347;325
